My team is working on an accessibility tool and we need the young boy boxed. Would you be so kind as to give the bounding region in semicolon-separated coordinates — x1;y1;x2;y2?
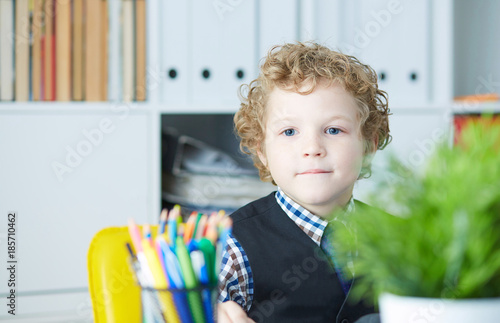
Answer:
218;42;391;323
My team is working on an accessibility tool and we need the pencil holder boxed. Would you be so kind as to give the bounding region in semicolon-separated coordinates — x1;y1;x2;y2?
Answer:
140;284;218;323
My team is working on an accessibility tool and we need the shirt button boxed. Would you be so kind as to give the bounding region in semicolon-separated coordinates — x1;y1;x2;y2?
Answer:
341;319;349;323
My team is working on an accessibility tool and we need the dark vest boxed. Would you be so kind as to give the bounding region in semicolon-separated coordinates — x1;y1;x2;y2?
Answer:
231;192;375;323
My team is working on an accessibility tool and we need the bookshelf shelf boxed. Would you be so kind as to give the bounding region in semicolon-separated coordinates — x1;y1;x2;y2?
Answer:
0;102;241;115
154;104;239;115
0;102;151;114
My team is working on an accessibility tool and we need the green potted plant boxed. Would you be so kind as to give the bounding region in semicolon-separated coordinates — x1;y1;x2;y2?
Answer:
332;118;500;323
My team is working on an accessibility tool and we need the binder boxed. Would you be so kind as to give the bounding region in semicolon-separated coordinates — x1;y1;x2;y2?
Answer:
15;0;30;101
0;0;14;101
219;0;256;106
315;0;343;49
191;0;257;107
107;0;122;101
191;0;221;106
55;0;71;101
385;0;429;106
298;0;315;42
259;0;298;60
161;0;189;105
353;0;430;106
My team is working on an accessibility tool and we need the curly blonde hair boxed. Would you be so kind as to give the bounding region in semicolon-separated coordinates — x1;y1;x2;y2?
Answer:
234;42;391;183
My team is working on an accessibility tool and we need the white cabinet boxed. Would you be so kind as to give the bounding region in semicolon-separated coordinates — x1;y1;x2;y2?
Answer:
0;108;153;320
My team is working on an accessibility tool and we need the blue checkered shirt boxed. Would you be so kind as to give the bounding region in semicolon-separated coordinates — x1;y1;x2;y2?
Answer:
217;187;354;311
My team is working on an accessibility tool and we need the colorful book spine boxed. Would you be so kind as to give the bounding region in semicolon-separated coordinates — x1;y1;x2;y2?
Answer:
135;0;147;101
43;0;54;101
15;0;30;101
72;0;84;101
100;0;109;101
85;0;103;101
55;0;72;101
0;0;146;102
32;0;43;101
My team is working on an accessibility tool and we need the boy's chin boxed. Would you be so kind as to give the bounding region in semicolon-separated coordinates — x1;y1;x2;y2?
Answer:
295;195;342;215
301;191;353;212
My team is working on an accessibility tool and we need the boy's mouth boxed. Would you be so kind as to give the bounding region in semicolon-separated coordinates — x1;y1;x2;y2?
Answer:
297;169;331;175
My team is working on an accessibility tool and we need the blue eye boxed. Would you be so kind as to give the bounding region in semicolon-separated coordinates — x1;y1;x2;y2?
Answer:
327;128;341;135
283;129;296;136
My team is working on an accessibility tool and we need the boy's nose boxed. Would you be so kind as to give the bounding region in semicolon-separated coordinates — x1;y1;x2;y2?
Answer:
302;135;326;157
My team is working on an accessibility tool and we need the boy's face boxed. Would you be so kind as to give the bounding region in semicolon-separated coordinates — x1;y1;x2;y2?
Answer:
258;82;367;217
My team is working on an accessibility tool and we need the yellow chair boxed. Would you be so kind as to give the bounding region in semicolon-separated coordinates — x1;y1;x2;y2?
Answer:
87;226;150;323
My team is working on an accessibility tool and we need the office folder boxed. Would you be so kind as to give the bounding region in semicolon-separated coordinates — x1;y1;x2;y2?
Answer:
191;0;257;107
353;0;430;106
393;0;429;106
259;0;298;61
401;0;431;103
298;0;314;42
315;0;343;50
218;0;257;106
191;1;221;106
0;0;14;101
161;0;189;105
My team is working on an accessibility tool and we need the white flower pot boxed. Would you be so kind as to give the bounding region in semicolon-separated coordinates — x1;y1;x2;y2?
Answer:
379;293;500;323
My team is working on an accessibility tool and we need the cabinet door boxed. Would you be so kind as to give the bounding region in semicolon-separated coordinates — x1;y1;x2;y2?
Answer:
0;113;151;318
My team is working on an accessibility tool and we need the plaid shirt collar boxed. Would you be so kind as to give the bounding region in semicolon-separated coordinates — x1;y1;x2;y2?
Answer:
275;187;355;246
